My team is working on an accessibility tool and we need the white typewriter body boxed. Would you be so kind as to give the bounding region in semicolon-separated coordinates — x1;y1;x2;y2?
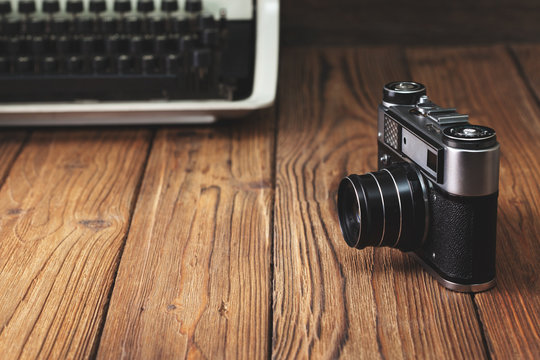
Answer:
0;0;279;125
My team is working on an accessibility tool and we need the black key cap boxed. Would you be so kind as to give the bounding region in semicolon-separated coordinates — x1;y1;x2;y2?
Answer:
76;15;94;33
7;38;20;56
42;56;58;73
42;0;60;14
90;0;107;14
0;57;10;73
56;36;70;54
16;57;34;73
52;16;70;34
137;0;155;13
202;28;218;47
4;17;21;35
153;35;168;54
18;1;36;15
81;36;95;55
29;17;46;34
172;15;188;33
161;0;179;13
66;56;83;73
92;55;108;73
19;38;31;55
101;16;118;34
31;37;45;54
165;54;179;74
0;0;12;16
106;35;120;54
43;38;56;53
130;36;144;54
141;54;156;74
66;0;84;15
192;48;210;68
117;36;130;53
185;0;202;13
114;0;132;13
149;16;165;34
198;13;215;29
117;54;132;74
124;15;142;33
178;35;196;52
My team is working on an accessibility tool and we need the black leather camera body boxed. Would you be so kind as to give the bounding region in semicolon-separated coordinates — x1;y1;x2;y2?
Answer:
337;81;500;292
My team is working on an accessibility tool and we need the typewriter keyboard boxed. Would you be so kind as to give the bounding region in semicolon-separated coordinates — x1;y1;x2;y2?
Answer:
0;0;254;102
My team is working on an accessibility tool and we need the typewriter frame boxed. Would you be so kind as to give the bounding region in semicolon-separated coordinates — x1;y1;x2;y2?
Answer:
0;0;279;125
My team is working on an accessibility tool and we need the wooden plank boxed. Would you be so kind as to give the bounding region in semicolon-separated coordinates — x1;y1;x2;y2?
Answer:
0;129;151;359
282;0;540;46
0;131;28;185
97;113;275;358
272;47;487;359
511;44;540;101
406;45;540;359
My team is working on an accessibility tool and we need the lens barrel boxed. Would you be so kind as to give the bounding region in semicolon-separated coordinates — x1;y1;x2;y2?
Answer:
337;162;429;251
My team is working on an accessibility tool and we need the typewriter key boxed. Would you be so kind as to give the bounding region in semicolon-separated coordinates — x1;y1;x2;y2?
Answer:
66;0;84;15
90;0;107;14
18;1;36;15
114;0;132;14
137;0;155;14
185;0;202;13
42;0;60;15
162;0;179;13
0;1;11;16
16;57;34;73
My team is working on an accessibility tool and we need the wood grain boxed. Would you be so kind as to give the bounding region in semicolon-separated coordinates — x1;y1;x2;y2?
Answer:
406;45;540;359
282;0;540;46
97;113;275;359
272;47;487;359
0;45;538;359
511;44;540;101
0;131;28;185
0;129;151;359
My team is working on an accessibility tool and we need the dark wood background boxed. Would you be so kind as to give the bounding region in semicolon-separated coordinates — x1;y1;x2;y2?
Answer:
281;0;540;46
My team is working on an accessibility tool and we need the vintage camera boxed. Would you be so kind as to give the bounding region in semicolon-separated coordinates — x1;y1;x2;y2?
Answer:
337;81;500;292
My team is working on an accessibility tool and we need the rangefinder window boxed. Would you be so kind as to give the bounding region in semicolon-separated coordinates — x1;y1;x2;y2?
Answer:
427;150;437;172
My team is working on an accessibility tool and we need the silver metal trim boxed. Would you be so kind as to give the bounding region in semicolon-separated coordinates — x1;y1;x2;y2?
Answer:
401;127;438;180
344;176;362;249
378;105;500;197
443;144;500;197
409;253;496;293
369;173;386;246
415;169;430;245
382;101;397;108
385;81;425;94
382;168;403;248
443;125;496;142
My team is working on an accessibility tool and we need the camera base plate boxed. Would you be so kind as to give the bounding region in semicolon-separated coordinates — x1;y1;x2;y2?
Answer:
409;253;496;293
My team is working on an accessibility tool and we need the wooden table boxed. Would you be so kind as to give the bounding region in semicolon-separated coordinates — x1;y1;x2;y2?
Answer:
0;45;538;359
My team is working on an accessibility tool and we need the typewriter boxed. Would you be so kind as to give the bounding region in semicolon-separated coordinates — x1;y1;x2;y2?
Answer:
0;0;279;125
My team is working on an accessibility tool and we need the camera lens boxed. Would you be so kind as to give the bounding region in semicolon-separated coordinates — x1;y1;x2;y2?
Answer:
383;81;426;106
337;162;429;251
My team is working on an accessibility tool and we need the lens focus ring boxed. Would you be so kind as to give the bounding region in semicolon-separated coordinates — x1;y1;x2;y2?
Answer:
337;162;429;251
